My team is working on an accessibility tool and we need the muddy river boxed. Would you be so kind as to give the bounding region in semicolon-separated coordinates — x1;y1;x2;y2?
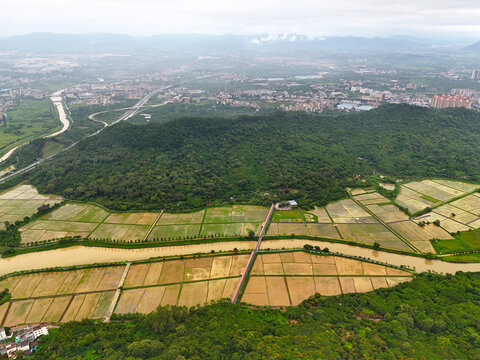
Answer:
1;239;479;276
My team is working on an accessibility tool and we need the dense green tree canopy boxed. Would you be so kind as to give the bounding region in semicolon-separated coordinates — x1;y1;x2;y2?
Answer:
26;105;480;210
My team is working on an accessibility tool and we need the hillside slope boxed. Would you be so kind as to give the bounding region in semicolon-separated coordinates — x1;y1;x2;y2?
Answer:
27;104;480;210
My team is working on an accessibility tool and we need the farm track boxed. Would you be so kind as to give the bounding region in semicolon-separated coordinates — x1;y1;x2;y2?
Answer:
232;203;275;304
105;263;131;321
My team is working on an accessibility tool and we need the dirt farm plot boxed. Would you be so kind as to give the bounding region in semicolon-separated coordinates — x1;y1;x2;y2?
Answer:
0;184;63;229
241;252;413;306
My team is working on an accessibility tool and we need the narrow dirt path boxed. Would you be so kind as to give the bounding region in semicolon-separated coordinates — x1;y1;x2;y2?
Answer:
104;262;131;321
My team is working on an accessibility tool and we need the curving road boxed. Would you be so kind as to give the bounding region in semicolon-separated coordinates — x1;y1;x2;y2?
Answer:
0;75;214;184
0;90;70;164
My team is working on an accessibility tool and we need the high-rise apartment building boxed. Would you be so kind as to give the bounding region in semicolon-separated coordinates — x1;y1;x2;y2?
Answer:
429;94;472;109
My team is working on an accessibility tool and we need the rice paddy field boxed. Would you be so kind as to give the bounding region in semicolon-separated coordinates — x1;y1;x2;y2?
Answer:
18;197;270;243
353;192;409;223
326;199;377;224
413;193;480;233
241;252;413;306
115;254;250;314
0;265;125;327
0;184;63;230
395;180;479;214
0;251;416;326
9;181;480;255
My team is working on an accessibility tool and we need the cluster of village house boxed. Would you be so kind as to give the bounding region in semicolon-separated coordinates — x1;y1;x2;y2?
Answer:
0;324;48;359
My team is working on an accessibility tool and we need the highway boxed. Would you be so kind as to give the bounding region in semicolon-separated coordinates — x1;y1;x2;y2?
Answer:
0;75;214;185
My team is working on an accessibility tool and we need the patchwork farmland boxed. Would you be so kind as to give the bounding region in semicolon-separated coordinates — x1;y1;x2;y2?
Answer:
241;252;413;306
0;184;63;229
0;251;414;326
114;254;250;314
395;179;479;215
19;202;268;244
0;265;125;326
5;179;480;258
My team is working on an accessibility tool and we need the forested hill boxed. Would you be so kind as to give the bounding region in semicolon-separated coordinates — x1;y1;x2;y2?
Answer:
27;104;480;210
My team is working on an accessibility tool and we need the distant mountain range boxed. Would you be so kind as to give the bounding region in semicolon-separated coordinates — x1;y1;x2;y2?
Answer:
0;33;462;53
465;41;480;51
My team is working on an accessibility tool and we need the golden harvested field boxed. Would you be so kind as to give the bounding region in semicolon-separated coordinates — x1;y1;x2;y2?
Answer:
156;210;205;225
0;303;9;324
241;252;413;306
286;277;316;305
0;266;125;300
4;300;34;326
115;277;240;314
114;288;145;314
158;260;185;284
265;277;290;307
124;263;150;288
42;296;71;323
61;295;86;322
134;287;166;314
75;268;107;293
123;255;249;288
314;277;342;296
306;224;341;238
370;207;409;223
178;282;208;306
74;293;102;321
92;292;115;319
160;285;181;306
24;298;53;323
0;290;117;327
10;273;44;299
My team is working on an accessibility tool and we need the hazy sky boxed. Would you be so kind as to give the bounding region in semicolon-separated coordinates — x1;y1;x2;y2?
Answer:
2;0;480;39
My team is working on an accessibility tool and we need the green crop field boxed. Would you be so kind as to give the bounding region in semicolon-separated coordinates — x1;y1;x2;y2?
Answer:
432;229;480;254
0;99;60;155
272;209;303;222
